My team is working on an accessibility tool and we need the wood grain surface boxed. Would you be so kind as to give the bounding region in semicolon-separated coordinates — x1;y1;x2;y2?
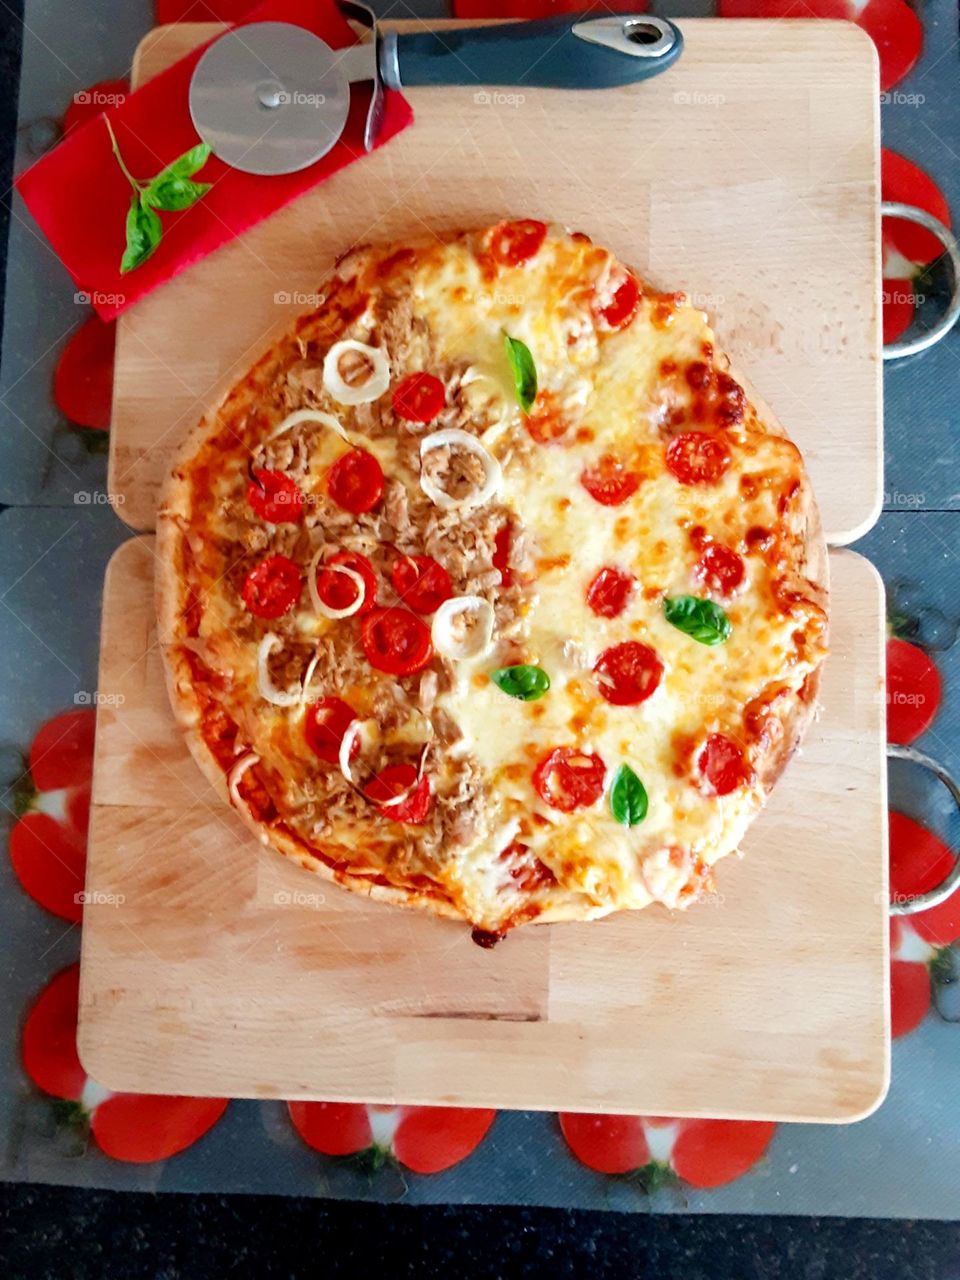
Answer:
79;541;889;1120
109;18;881;542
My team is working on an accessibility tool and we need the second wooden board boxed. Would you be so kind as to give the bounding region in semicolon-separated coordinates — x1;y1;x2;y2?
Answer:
110;18;881;542
79;542;889;1121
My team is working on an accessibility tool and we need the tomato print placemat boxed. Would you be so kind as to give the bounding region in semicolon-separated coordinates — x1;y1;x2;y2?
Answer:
0;506;958;1215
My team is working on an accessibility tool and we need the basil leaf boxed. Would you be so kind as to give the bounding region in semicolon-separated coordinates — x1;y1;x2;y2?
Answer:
120;196;161;274
142;176;212;212
503;333;537;414
490;663;550;701
610;764;648;826
663;595;732;646
162;142;212;181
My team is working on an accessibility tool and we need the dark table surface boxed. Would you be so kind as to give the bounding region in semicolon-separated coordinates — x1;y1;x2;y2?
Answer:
2;3;960;1278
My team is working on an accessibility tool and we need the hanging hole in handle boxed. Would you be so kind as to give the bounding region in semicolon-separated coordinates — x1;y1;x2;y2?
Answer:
624;20;667;45
888;743;960;915
882;201;960;361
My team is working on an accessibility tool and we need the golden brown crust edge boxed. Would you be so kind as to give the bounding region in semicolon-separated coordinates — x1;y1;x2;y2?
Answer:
155;233;830;929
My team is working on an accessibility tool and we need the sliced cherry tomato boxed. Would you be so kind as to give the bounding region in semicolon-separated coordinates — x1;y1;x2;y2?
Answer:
594;641;663;706
247;469;304;524
665;431;731;486
392;372;446;423
361;608;433;675
327;448;384;514
533;747;606;812
594;273;641;332
241;555;302;619
305;697;358;765
53;315;116;430
580;454;640;506
698;733;751;796
391;554;453;614
316;550;377;615
499;840;556;893
695;544;745;597
489;219;547;266
493;524;513;587
366;763;432;824
525;393;571;445
886;636;941;744
585;567;635;618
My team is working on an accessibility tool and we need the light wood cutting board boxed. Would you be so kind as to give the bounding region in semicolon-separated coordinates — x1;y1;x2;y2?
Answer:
109;18;881;543
79;543;888;1121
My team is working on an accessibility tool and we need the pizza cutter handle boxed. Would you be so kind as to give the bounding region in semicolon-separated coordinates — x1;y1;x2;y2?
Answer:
379;15;683;91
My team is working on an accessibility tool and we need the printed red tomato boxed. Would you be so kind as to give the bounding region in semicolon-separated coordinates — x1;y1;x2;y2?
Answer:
392;372;446;423
489;219;547;266
53;315;116;430
390;554;452;614
287;1101;496;1174
882;149;951;266
9;708;96;923
886;636;941;744
695;544;745;597
666;432;731;486
454;0;645;15
882;279;916;345
559;1112;776;1189
327;448;384;514
585;567;635;618
22;963;228;1163
533;747;606;812
316;550;377;615
493;524;513;587
698;733;751;796
361;607;433;675
594;641;663;706
305;697;358;765
594;273;641;332
241;555;302;618
366;763;432;824
580;454;640;506
247;468;304;524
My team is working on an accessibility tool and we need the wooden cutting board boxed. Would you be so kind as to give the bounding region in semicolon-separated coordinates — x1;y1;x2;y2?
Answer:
109;18;881;544
79;543;888;1120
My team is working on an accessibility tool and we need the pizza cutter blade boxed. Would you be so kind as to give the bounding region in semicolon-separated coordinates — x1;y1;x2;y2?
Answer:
189;5;683;177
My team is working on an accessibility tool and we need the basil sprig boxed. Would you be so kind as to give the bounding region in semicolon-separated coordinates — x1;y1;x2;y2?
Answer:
490;663;550;701
503;333;538;414
664;595;732;646
106;120;212;273
610;764;648;826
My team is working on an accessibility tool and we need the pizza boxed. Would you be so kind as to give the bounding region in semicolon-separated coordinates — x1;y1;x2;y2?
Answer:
157;221;828;943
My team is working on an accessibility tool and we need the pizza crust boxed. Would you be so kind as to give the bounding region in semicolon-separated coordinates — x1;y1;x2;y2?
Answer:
156;227;829;934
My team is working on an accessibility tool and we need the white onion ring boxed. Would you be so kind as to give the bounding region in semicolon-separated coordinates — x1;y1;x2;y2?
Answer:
257;634;303;707
300;651;322;704
419;429;502;511
227;751;260;809
307;550;366;620
338;717;378;786
322;340;390;406
431;595;495;660
269;408;350;442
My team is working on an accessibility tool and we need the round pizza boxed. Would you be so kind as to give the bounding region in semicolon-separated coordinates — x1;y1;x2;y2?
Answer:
157;221;828;943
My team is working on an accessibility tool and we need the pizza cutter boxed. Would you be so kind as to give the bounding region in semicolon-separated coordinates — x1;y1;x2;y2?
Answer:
189;3;683;176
